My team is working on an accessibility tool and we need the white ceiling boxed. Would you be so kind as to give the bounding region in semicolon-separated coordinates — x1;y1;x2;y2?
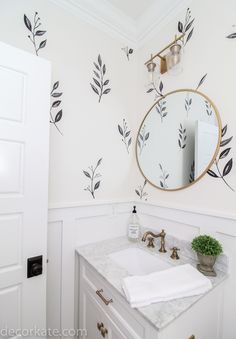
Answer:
107;0;157;20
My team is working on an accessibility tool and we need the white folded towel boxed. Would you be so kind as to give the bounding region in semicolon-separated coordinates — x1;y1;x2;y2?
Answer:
122;264;212;308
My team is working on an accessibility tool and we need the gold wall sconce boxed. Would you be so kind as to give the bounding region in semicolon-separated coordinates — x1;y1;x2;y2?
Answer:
145;33;185;81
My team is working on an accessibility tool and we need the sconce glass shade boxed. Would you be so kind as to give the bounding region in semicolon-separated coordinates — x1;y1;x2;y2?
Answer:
146;60;158;87
166;42;183;75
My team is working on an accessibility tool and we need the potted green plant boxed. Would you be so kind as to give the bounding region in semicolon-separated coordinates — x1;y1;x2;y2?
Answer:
191;235;223;276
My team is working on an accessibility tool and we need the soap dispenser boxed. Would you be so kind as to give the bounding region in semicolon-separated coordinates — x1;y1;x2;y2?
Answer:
127;206;140;242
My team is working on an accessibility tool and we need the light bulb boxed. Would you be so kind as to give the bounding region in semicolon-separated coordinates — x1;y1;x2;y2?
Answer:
146;59;158;87
166;42;183;75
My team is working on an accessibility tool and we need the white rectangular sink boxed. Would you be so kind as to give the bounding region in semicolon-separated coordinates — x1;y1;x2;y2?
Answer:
108;247;171;276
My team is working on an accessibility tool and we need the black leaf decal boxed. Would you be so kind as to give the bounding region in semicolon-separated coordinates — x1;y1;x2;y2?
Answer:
52;100;61;108
83;171;91;178
98;55;102;67
24;14;32;31
159;164;169;189
227;33;236;39
103;64;106;75
53;81;59;91
196;73;207;90
186;27;194;44
118;118;132;154
24;12;47;56
90;55;111;102
156;98;167;122
138;125;150;155
94;181;100;190
121;46;134;60
135;180;148;200
90;83;99;95
223;159;233;177
222;125;227;137
146;79;164;100
118;125;123;136
177;8;195;46
83;158;102;199
50;81;63;135
55;110;63;122
207;169;219;178
220;136;233;147
219;148;231;159
35;30;46;36
186;18;195;31
39;39;47;49
93;62;99;70
93;71;100;78
97;158;102;167
52;92;62;98
178;123;187;149
93;78;101;88
159;81;163;92
103;88;111;95
207;123;234;191
178;21;183;33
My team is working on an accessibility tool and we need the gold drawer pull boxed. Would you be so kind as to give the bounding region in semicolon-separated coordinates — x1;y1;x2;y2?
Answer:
101;326;108;337
96;289;113;305
189;336;195;339
97;322;108;337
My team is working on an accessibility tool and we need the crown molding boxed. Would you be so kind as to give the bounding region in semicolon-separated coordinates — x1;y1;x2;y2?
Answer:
49;0;193;48
49;0;137;46
137;0;193;47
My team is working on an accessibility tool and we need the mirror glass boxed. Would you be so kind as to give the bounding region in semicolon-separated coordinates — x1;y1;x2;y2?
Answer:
136;90;221;190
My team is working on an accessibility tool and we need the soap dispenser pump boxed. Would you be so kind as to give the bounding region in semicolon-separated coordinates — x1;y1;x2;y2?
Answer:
127;206;140;242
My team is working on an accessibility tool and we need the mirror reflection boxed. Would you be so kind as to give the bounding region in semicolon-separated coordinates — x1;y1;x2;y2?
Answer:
136;90;221;190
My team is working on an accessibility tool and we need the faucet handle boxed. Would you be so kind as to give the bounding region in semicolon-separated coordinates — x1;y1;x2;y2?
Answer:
170;247;180;260
147;236;155;248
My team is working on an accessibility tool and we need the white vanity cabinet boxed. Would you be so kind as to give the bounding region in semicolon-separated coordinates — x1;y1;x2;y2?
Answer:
78;256;224;339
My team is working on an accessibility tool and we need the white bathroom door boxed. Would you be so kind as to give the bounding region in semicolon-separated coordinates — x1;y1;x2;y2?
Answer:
0;42;51;338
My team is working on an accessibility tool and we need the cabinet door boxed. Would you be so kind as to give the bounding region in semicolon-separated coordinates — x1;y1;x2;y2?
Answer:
80;284;127;339
80;285;102;339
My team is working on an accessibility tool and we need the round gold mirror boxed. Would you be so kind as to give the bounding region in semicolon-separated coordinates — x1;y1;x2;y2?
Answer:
136;89;222;191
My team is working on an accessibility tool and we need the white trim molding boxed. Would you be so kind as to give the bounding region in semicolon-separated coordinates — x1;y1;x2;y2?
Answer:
49;0;193;47
47;199;236;339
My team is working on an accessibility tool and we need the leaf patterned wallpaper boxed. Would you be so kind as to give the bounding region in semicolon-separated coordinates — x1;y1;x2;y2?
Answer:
0;0;235;213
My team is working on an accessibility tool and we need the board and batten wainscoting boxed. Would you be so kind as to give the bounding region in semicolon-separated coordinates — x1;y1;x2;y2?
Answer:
47;201;236;339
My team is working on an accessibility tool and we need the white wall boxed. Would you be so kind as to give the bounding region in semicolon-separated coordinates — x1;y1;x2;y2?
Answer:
0;0;137;205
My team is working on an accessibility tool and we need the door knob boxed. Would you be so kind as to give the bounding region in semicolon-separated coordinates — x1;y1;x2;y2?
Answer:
27;255;43;278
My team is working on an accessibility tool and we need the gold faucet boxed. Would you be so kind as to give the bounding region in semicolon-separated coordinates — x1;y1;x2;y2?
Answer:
142;229;167;253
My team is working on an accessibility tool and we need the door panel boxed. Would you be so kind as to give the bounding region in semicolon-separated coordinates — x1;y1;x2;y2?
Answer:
0;42;50;338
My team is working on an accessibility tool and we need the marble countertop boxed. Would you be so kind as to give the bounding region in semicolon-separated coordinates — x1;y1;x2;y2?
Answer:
76;236;227;331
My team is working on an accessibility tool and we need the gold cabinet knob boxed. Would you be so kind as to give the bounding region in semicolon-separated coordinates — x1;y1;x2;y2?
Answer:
97;322;104;331
188;335;195;339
